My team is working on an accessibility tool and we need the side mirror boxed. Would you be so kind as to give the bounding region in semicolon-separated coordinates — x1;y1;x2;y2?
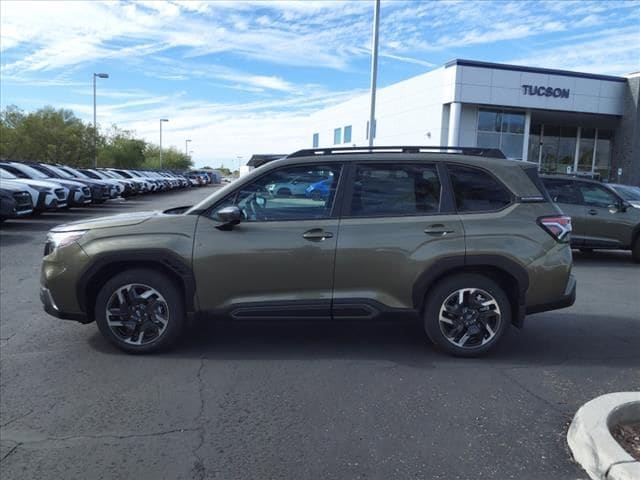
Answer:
215;206;242;230
608;203;620;214
620;201;630;213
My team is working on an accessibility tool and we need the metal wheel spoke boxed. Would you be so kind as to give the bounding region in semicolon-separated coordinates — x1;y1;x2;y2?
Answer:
106;283;170;346
439;313;455;325
455;331;470;346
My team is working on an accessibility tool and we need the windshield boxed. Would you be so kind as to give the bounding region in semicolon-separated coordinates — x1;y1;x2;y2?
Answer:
47;165;74;178
61;166;89;179
0;167;18;179
611;184;640;201
11;163;49;179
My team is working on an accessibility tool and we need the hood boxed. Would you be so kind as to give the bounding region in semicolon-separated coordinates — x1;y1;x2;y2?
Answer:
47;178;87;189
11;178;64;190
51;210;160;232
0;181;31;193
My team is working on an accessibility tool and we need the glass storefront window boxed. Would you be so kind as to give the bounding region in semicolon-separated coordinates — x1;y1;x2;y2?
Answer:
557;127;577;173
477;109;525;160
594;130;612;180
528;124;541;165
577;128;595;172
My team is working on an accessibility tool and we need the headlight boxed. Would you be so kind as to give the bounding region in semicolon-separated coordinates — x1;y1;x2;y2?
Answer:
45;230;86;254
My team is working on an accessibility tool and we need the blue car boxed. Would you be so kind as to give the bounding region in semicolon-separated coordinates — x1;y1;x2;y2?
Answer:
305;179;331;200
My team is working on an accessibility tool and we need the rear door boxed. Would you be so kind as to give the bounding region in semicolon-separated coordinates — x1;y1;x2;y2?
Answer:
542;178;587;246
332;162;464;317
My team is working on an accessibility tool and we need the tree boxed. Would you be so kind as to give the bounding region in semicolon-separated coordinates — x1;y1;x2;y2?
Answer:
143;145;193;170
97;125;146;168
0;105;97;165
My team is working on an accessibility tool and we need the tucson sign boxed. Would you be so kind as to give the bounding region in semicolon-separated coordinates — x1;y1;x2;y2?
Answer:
522;85;570;98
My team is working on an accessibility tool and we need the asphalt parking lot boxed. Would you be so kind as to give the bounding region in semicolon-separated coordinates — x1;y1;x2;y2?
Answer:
1;186;639;480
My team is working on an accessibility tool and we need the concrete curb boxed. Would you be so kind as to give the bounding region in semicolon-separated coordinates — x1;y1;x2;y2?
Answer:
567;392;640;480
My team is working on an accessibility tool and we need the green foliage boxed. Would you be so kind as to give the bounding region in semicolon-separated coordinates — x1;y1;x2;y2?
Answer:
1;105;96;166
98;125;146;169
143;145;193;170
1;105;194;170
217;167;233;176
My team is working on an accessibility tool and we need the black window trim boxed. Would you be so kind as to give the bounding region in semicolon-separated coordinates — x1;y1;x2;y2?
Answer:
204;162;347;223
445;162;515;214
341;160;452;219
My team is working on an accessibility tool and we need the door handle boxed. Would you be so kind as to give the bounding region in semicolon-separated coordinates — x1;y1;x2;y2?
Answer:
588;209;598;215
424;224;455;236
303;229;333;241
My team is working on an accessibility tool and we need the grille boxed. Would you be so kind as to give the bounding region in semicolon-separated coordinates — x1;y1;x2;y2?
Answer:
13;192;32;211
54;188;65;200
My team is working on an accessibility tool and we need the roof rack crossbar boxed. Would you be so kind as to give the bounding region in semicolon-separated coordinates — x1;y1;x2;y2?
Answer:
288;146;506;159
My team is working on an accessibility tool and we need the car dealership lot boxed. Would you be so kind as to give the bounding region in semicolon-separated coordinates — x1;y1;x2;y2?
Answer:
1;187;638;480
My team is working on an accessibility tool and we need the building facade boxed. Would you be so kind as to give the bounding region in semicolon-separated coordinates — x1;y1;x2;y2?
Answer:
307;59;640;184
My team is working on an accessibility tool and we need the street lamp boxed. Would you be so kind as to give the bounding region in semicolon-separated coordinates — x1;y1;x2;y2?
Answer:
367;0;380;147
93;72;109;168
159;118;169;168
185;139;191;156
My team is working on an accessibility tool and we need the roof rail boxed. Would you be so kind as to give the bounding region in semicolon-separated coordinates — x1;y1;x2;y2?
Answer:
288;146;506;159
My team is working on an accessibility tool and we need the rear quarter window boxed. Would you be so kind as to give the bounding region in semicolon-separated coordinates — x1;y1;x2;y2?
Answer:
448;165;512;212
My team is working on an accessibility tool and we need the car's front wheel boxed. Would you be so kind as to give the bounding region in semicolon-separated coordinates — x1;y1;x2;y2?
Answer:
423;273;510;357
95;269;185;354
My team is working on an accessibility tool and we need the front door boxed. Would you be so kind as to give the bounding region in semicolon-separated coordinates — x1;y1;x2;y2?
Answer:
333;162;464;316
193;163;343;319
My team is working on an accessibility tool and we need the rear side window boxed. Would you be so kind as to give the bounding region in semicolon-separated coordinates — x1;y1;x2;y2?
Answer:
448;165;512;212
350;164;441;216
542;179;581;204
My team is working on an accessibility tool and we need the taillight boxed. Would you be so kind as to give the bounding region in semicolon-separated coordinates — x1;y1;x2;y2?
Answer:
538;216;572;242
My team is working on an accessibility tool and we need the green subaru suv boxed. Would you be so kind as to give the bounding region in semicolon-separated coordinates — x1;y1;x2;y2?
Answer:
541;175;640;262
41;147;575;357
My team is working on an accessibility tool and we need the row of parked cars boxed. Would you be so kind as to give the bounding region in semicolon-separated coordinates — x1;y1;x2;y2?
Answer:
0;161;213;221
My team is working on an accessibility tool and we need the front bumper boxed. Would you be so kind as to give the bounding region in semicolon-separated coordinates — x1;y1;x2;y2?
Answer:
526;274;576;315
40;286;88;322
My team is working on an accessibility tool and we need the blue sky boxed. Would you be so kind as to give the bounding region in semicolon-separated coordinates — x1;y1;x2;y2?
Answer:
1;0;639;167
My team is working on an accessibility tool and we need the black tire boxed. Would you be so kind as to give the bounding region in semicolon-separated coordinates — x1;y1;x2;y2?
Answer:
632;238;640;263
310;190;323;201
423;273;511;357
94;268;185;354
579;248;593;253
276;188;291;197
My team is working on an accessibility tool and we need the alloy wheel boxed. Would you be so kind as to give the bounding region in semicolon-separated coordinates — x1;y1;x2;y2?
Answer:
105;283;170;346
438;288;501;349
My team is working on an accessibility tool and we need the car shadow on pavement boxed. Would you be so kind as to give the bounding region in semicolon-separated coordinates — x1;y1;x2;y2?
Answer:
572;250;634;264
87;312;640;368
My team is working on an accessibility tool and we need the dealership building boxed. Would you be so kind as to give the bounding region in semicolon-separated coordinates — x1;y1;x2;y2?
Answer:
307;59;640;184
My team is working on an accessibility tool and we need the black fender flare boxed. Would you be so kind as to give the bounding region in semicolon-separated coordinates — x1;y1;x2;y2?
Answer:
77;249;196;314
412;254;529;326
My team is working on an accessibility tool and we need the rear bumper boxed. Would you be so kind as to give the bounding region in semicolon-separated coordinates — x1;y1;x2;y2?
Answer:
526;274;576;315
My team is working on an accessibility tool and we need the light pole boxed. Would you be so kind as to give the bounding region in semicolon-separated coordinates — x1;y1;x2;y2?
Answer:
367;0;380;148
159;118;169;168
93;73;109;168
185;139;191;156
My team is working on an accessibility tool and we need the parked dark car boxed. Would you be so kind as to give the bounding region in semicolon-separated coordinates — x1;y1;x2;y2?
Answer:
0;186;34;220
29;163;111;203
541;175;640;262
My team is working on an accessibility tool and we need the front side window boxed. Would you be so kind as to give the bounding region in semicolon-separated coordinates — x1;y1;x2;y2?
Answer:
343;125;352;144
448;165;512;212
579;183;618;209
333;128;341;145
214;164;342;222
350;164;441;217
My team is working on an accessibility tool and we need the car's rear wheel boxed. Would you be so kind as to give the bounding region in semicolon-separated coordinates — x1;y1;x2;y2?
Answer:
632;238;640;263
276;187;291;197
424;273;510;357
95;269;185;354
579;248;593;253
